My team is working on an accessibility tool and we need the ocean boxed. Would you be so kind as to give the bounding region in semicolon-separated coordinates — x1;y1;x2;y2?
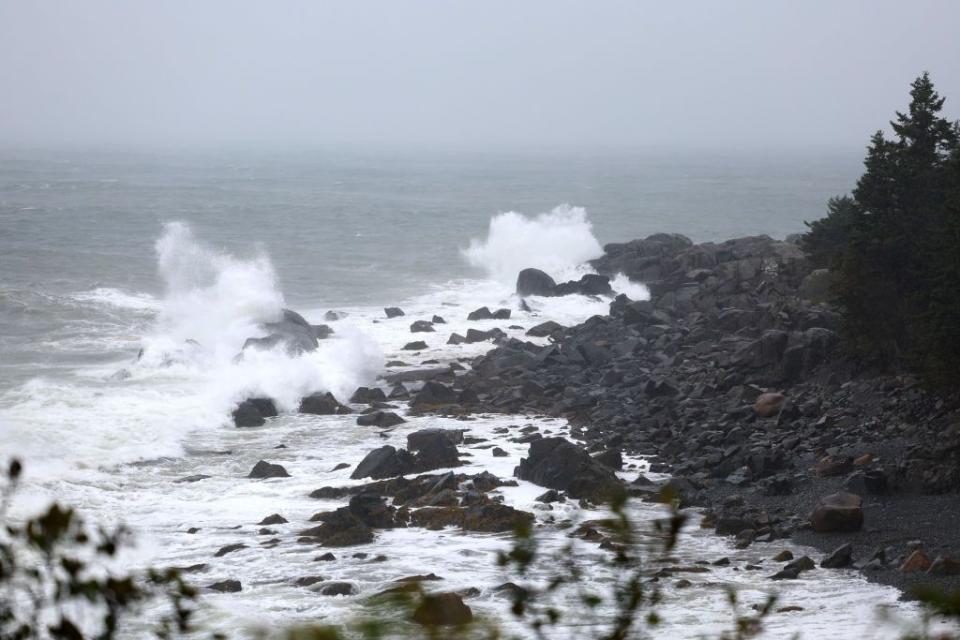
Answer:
3;147;930;638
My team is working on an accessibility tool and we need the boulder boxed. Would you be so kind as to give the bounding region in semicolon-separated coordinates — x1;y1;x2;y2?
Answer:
350;387;388;404
753;392;786;418
928;556;960;576
350;446;415;480
411;381;459;408
810;493;863;533
207;579;242;593
403;341;429;351
821;543;854;568
526;321;565;338
410;503;533;533
492;308;511;320
258;514;288;525
412;593;473;626
447;333;466;345
232;400;266;427
432;315;446;324
247;460;290;479
899;550;932;573
301;509;374;547
411;320;435;333
357;411;406;428
467;307;494;321
592;449;624;471
299;392;351;415
311;324;334;340
516;268;557;297
318;582;359;596
515;437;623;503
407;429;461;471
385;307;405;318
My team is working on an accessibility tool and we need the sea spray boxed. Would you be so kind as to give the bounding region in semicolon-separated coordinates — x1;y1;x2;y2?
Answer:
462;205;603;285
462;205;648;300
0;222;383;478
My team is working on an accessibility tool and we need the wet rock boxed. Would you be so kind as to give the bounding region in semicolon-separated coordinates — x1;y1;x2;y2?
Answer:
403;341;429;351
411;381;459;408
299;392;351;415
175;474;211;483
318;582;359;596
207;579;242;593
258;514;288;525
411;320;435;333
535;489;565;503
447;333;466;345
432;315;446;324
772;550;794;562
350;446;415;480
214;543;247;557
301;510;374;547
231;402;264;428
315;552;336;561
357;411;406;428
350;387;388;404
410;503;534;533
592;448;624;470
526;320;565;338
467;307;494;321
385;307;405;318
515;437;623;503
491;447;508;457
247;460;290;479
517;268;557;297
810;493;863;533
294;576;327;587
821;543;854;569
311;324;334;339
412;592;473;626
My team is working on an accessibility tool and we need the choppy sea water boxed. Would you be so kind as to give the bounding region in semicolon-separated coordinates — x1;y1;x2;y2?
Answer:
0;149;944;638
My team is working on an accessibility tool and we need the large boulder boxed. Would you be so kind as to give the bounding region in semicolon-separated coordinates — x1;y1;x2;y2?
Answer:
516;268;557;297
357;411;406;428
350;446;415;480
810;493;863;533
753;392;786;418
410;503;533;533
515;437;623;503
244;308;320;355
411;381;459;408
385;307;405;318
350;387;388;404
410;320;435;333
407;429;462;471
300;509;374;547
247;460;290;479
232;398;274;427
526;321;565;338
299;392;351;415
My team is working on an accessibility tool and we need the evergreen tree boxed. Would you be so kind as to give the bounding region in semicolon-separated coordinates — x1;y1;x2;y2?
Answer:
803;72;960;384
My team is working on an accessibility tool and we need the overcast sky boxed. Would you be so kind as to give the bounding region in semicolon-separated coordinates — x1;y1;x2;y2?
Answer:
1;1;958;151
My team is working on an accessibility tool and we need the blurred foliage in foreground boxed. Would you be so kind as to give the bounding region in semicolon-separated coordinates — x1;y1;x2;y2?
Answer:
2;460;958;639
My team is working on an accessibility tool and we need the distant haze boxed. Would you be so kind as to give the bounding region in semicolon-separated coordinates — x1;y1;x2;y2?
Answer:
1;1;958;151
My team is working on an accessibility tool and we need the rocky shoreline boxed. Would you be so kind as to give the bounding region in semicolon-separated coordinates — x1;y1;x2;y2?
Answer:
447;232;960;597
225;231;960;614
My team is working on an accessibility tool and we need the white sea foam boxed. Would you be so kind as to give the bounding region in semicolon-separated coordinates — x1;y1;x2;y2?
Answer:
462;204;603;285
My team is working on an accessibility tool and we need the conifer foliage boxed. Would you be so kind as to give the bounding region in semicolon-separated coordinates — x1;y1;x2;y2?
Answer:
803;73;960;385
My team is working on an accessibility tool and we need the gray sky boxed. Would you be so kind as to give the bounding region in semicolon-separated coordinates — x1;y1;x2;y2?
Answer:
1;0;958;151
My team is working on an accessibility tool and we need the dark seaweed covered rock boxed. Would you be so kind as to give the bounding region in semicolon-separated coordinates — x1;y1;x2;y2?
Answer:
515;438;623;503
